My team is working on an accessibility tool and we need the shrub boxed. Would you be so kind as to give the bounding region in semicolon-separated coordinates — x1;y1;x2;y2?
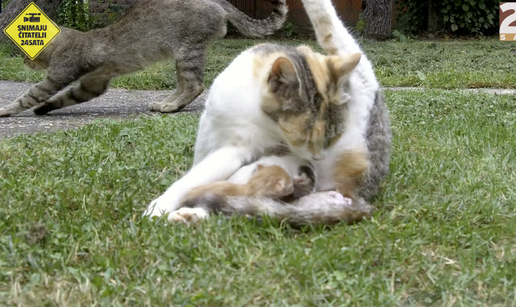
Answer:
395;0;499;35
57;0;93;31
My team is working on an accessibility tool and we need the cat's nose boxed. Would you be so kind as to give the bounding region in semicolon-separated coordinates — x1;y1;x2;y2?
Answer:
311;153;326;161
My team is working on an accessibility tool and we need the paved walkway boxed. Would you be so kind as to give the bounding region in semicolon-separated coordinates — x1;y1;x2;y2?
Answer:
0;80;514;140
0;81;206;139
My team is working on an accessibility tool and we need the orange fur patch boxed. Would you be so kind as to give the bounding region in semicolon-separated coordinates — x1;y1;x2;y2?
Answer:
279;114;310;141
333;147;370;199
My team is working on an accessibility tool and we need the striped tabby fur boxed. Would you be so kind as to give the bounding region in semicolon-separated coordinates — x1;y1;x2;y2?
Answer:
0;0;287;117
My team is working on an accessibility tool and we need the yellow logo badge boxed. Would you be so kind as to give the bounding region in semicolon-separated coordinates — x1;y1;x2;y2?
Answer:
2;2;61;60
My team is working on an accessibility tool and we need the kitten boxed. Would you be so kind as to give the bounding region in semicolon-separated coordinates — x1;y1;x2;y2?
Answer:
0;0;287;117
182;164;295;202
173;162;316;224
144;0;391;226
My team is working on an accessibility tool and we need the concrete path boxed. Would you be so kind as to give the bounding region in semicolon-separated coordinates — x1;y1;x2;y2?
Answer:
0;80;514;140
0;81;206;140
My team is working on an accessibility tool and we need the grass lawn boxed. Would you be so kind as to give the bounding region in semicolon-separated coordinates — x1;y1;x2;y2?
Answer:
1;38;515;89
1;38;516;305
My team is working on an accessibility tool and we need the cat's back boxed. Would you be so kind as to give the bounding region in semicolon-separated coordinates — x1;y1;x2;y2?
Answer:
124;0;224;17
107;0;226;37
203;47;264;114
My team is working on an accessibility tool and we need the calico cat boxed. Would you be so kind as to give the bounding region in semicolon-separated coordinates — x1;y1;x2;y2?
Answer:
0;0;287;117
144;0;391;226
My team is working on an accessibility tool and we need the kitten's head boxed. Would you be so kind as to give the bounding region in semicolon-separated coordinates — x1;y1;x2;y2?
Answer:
261;46;361;161
249;164;294;198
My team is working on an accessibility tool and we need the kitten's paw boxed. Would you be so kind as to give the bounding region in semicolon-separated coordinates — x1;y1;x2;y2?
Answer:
168;207;209;225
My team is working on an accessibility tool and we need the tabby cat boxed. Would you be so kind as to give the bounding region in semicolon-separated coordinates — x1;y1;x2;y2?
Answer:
144;0;391;226
0;0;287;117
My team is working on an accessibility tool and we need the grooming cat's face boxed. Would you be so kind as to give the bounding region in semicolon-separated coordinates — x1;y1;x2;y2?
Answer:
262;47;361;161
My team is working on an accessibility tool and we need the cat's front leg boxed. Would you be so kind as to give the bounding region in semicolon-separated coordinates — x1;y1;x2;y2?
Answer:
33;73;111;115
0;78;61;117
143;145;256;218
1;63;84;117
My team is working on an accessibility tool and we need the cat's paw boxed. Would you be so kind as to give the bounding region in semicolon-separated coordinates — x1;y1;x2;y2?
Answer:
148;101;164;112
143;196;179;218
325;191;353;206
0;107;12;117
149;101;183;113
0;104;27;117
309;191;352;207
168;207;209;224
33;103;58;115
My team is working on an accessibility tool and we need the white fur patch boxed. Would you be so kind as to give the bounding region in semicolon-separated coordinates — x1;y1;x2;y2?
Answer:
324;191;352;206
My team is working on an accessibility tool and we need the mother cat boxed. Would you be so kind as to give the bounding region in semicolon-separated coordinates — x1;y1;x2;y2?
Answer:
144;0;391;225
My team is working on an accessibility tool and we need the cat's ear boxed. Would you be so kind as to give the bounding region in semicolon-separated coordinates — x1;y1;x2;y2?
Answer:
268;57;299;88
328;52;361;83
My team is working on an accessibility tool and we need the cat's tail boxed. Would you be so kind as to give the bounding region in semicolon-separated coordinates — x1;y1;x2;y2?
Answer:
300;0;363;55
181;192;373;227
213;0;288;38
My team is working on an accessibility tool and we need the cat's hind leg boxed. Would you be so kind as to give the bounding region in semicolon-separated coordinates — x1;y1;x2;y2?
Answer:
33;70;111;115
332;147;375;221
149;47;205;113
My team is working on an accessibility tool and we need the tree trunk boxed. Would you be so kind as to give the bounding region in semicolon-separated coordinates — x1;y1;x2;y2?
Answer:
427;0;443;33
362;0;393;41
0;0;64;45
